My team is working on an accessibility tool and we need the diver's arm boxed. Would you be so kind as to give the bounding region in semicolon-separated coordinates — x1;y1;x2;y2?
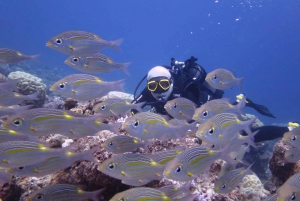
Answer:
132;87;153;108
252;125;288;143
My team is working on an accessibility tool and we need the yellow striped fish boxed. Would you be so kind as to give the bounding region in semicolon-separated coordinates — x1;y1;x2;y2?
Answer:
46;30;123;55
50;74;125;101
196;113;256;145
65;53;131;75
27;184;105;201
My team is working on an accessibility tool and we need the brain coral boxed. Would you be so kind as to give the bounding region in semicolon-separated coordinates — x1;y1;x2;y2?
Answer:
8;71;47;107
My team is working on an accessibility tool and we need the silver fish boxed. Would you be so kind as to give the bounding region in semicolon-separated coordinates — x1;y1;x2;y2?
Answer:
164;97;197;121
7;146;97;177
27;184;105;201
102;135;149;154
277;172;300;201
0;141;78;168
98;153;165;186
46;30;123;55
214;164;253;194
282;127;300;147
94;98;145;116
109;187;172;201
193;96;246;123
205;68;245;90
145;147;185;165
65;53;131;75
1;108;94;137
123;112;193;140
0;48;39;64
164;146;227;181
0;91;39;106
196;113;256;145
50;74;125;101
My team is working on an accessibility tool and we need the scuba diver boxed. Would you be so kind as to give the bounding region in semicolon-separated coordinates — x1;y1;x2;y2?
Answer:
132;56;290;143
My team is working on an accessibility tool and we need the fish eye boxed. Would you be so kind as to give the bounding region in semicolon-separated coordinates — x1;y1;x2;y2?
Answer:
175;166;182;173
213;75;217;80
233;157;237;161
108;163;116;170
119;198;127;201
208;127;214;135
290;193;296;201
72;57;79;62
202;110;208;117
132;120;139;128
12;118;22;127
222;184;226;189
108;141;113;146
55;38;62;44
58;83;66;89
173;103;177;109
101;105;106;110
291;136;297;141
35;194;44;200
17;166;25;170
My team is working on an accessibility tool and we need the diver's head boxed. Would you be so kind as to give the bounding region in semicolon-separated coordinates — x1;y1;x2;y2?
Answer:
147;66;173;101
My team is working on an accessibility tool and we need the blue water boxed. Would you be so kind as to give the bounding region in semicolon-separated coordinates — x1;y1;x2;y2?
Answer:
1;0;299;125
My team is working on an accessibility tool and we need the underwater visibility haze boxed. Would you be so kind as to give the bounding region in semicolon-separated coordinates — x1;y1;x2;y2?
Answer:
0;0;300;201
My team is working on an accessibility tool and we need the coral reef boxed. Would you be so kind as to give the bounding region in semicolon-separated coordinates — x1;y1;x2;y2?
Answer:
264;140;300;193
8;71;47;107
43;96;65;109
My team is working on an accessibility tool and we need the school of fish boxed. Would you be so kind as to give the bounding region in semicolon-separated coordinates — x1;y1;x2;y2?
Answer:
0;29;297;201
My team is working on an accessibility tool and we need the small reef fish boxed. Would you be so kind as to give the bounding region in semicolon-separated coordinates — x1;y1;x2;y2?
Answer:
0;78;21;92
164;145;229;181
46;30;123;55
65;53;131;75
285;147;300;163
277;172;300;201
0;91;39;106
0;105;33;116
214;164;253;194
1;108;92;136
0;48;39;64
50;74;125;101
26;184;105;201
0;128;39;143
164;97;197;121
196;113;256;145
123;112;193;140
6;146;98;177
282;127;300;147
94;98;145;116
205;68;245;90
159;181;192;200
109;187;174;201
98;153;165;186
0;141;77;168
102;135;149;154
145;147;185;165
193;96;246;123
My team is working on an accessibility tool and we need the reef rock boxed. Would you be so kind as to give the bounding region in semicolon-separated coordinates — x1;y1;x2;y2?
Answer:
265;140;300;193
8;71;46;107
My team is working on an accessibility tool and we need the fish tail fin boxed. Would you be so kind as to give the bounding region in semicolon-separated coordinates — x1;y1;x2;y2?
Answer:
82;146;99;163
248;130;259;149
243;117;257;137
108;122;122;134
111;38;124;52
112;79;126;92
30;54;41;61
236;77;245;90
27;92;40;101
89;188;106;201
133;101;146;113
236;95;246;114
120;62;131;76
